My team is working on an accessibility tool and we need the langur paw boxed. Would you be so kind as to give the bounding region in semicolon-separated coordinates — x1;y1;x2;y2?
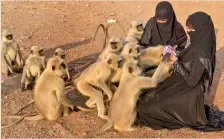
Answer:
20;83;25;91
98;115;109;120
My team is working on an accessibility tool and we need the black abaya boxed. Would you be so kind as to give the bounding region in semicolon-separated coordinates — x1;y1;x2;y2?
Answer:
140;1;187;51
137;12;224;131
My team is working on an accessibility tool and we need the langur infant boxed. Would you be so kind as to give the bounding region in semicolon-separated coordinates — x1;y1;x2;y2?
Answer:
125;21;144;44
53;48;70;80
98;36;124;61
74;53;120;120
85;53;171;137
21;46;45;91
1;29;24;76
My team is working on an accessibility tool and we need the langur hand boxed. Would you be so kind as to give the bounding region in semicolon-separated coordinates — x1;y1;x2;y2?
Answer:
168;55;178;65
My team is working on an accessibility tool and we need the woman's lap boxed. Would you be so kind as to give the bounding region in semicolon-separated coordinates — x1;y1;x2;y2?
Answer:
137;82;208;129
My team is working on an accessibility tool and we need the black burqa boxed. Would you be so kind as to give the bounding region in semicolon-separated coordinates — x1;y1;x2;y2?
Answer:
140;1;187;51
137;12;224;131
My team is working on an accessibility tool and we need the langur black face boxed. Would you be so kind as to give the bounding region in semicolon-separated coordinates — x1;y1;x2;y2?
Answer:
39;49;44;56
6;34;13;40
136;24;144;31
52;61;67;81
61;54;66;59
110;41;118;50
118;59;123;68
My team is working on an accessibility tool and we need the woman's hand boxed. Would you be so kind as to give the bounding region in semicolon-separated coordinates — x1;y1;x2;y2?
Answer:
168;55;178;65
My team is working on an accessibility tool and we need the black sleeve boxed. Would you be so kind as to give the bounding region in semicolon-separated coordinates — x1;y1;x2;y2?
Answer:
174;22;188;52
139;18;153;48
173;58;205;87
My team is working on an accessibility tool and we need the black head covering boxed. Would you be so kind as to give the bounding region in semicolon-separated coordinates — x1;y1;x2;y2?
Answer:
152;1;177;45
179;11;216;94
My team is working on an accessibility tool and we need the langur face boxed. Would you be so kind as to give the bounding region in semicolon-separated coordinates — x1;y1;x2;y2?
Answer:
136;24;144;32
6;34;13;40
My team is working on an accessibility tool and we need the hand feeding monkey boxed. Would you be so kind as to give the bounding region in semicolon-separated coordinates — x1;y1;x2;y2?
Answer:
84;53;171;137
125;20;144;44
74;53;120;120
2;57;91;129
1;29;24;76
20;46;46;91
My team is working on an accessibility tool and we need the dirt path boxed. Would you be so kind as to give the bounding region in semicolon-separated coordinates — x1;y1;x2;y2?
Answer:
1;1;224;138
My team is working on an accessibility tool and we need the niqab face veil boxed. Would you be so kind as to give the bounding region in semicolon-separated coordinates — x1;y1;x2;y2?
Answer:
180;12;216;94
154;1;176;45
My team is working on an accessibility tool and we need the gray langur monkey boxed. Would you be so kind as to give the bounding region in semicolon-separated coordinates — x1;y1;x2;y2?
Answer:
125;20;144;44
2;58;91;129
138;45;173;83
20;46;46;91
98;36;124;61
84;53;171;137
74;53;121;120
1;29;24;76
110;43;141;85
53;48;70;81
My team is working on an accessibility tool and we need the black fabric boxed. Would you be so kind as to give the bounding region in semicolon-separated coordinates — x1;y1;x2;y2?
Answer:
180;11;216;94
140;1;187;51
137;11;223;131
155;1;176;45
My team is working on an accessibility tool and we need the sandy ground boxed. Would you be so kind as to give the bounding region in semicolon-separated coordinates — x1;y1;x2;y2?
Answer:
1;1;224;138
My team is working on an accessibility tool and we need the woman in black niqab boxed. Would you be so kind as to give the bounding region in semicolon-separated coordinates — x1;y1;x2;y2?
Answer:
140;1;187;52
137;11;224;131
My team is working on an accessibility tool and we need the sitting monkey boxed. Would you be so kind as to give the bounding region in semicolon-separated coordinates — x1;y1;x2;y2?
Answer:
2;58;91;129
125;20;144;44
98;36;124;61
21;46;45;91
1;29;24;76
53;48;70;81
